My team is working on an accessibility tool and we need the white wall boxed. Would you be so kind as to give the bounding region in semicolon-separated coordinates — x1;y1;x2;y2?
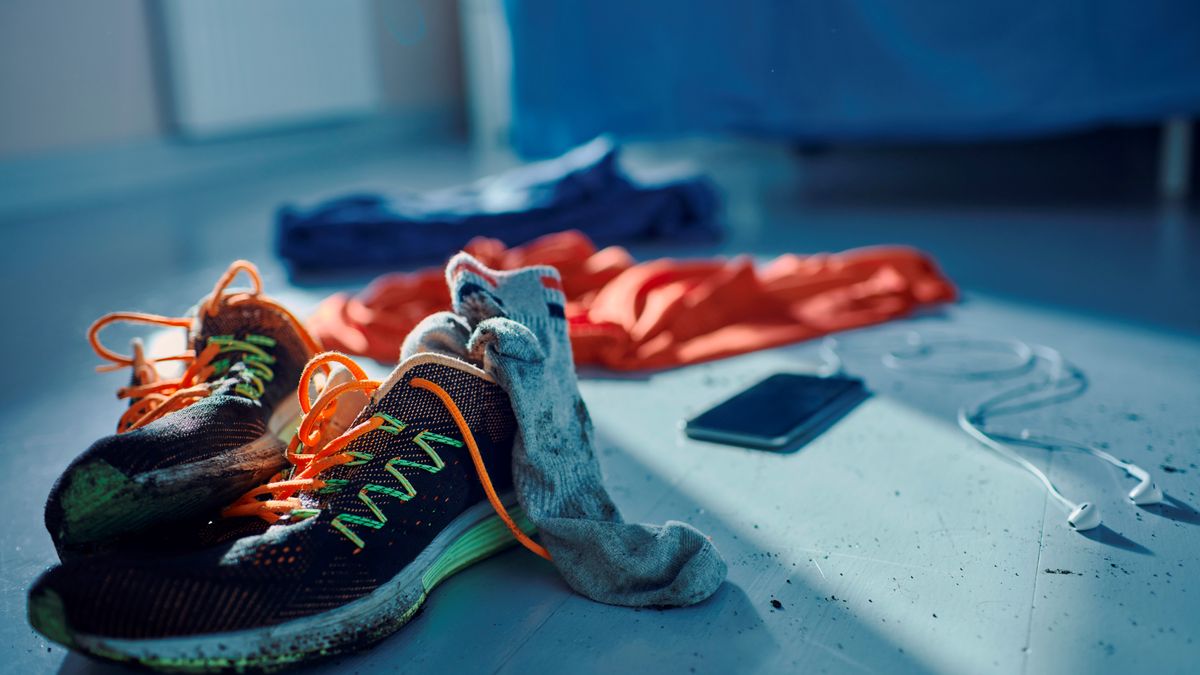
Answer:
372;0;466;123
0;0;466;159
0;0;162;158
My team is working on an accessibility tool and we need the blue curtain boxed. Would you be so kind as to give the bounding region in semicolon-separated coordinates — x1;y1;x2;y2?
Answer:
504;1;1200;156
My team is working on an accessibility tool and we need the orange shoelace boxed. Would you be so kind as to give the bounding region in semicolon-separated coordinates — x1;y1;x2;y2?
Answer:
89;260;322;433
222;351;551;561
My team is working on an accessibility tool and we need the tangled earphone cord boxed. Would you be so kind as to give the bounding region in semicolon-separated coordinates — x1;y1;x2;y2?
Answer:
821;333;1079;509
821;331;1163;529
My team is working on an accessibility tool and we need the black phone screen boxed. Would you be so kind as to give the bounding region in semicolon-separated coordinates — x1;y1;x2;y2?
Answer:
685;373;866;448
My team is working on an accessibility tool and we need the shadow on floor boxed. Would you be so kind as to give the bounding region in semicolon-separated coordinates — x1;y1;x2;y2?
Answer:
1142;495;1200;527
57;428;939;675
1079;525;1153;556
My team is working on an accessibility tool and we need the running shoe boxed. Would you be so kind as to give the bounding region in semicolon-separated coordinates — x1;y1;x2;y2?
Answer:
44;261;323;557
29;350;542;671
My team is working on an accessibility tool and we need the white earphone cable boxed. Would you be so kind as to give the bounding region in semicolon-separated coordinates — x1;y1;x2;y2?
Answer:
821;331;1163;528
955;407;1076;512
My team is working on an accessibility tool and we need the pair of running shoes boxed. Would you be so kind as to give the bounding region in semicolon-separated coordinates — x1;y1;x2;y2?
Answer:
30;260;542;671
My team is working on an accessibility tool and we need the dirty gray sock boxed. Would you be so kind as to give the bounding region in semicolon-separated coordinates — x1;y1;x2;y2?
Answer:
403;253;726;607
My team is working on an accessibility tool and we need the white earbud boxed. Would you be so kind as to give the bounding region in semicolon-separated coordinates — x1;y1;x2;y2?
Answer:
957;412;1104;532
1067;502;1102;530
1126;471;1164;506
1027;434;1166;507
1007;430;1167;509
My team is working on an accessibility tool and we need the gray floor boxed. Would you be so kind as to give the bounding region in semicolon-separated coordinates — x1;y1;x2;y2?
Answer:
1;134;1198;674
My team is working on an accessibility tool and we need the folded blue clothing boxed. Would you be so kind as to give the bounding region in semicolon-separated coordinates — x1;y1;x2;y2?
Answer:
276;137;722;270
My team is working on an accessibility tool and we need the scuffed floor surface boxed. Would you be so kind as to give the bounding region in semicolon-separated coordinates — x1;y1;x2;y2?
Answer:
2;137;1198;674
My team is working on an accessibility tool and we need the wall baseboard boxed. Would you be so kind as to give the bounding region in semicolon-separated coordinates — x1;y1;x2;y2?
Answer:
0;109;460;223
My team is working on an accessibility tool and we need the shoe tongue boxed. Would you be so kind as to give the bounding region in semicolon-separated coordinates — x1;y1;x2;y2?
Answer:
189;297;290;353
188;296;318;409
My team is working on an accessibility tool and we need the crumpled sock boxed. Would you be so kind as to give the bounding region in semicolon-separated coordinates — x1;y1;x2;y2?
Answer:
403;253;726;607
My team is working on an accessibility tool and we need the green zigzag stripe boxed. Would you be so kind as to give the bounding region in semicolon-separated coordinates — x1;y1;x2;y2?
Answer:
329;427;462;548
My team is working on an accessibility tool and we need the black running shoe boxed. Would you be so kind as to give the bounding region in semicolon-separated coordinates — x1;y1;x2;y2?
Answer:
28;350;541;672
44;261;323;558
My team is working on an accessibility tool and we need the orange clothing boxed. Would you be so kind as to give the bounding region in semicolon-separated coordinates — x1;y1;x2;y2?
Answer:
308;230;956;370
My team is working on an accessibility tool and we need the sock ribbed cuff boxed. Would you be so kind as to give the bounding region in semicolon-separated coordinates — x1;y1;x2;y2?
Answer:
445;252;570;340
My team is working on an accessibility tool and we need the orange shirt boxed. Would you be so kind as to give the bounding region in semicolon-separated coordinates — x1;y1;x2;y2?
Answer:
309;230;957;370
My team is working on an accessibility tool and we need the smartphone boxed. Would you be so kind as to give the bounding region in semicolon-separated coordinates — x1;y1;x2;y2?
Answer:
683;373;868;451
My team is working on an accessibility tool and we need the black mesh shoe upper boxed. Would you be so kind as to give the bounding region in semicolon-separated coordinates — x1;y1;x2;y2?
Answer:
189;296;317;412
31;357;517;640
44;294;319;555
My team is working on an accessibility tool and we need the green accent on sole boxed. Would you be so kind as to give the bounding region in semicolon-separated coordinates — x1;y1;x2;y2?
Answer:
422;505;535;591
28;589;74;649
57;460;135;537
